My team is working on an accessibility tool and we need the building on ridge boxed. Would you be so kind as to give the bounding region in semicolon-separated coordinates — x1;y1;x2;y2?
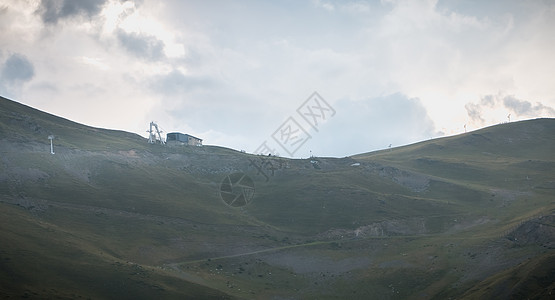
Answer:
166;132;203;146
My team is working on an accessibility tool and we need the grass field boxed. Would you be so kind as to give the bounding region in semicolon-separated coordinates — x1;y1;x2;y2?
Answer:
1;95;554;299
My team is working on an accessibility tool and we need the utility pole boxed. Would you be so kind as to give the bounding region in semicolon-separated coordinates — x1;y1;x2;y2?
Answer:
48;135;55;154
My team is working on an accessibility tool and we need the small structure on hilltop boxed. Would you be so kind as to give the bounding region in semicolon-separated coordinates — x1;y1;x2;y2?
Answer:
147;121;165;145
48;135;55;154
166;132;202;146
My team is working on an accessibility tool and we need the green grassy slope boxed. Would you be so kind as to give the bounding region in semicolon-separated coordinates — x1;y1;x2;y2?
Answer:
1;96;554;299
460;251;555;299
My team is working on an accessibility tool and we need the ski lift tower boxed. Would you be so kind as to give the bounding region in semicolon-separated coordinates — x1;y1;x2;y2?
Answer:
48;135;55;154
147;121;165;145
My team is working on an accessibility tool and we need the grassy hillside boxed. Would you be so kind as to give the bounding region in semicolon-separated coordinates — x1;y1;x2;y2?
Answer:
1;96;554;299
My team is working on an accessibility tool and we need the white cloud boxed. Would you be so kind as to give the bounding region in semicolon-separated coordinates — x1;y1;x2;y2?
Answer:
100;0;136;35
313;0;372;14
362;0;555;135
312;0;335;12
78;56;110;71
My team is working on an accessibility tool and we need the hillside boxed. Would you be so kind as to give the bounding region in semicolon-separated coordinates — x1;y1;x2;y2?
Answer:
1;95;554;299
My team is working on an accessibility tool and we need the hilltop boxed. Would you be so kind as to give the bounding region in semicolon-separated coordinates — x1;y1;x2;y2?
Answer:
1;96;554;299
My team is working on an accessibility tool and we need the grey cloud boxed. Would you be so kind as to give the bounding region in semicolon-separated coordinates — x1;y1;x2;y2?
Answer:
465;102;485;124
481;94;495;107
150;69;217;95
464;92;501;124
464;95;501;125
1;53;35;83
465;94;555;124
503;96;555;116
36;0;108;24
117;30;165;61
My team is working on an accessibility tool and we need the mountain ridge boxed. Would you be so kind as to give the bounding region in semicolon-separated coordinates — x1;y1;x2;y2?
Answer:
1;95;554;299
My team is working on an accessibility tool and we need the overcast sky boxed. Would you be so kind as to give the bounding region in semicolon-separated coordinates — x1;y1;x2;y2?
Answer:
1;0;554;157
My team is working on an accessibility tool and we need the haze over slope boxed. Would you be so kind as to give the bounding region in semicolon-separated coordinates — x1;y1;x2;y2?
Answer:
1;96;554;299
